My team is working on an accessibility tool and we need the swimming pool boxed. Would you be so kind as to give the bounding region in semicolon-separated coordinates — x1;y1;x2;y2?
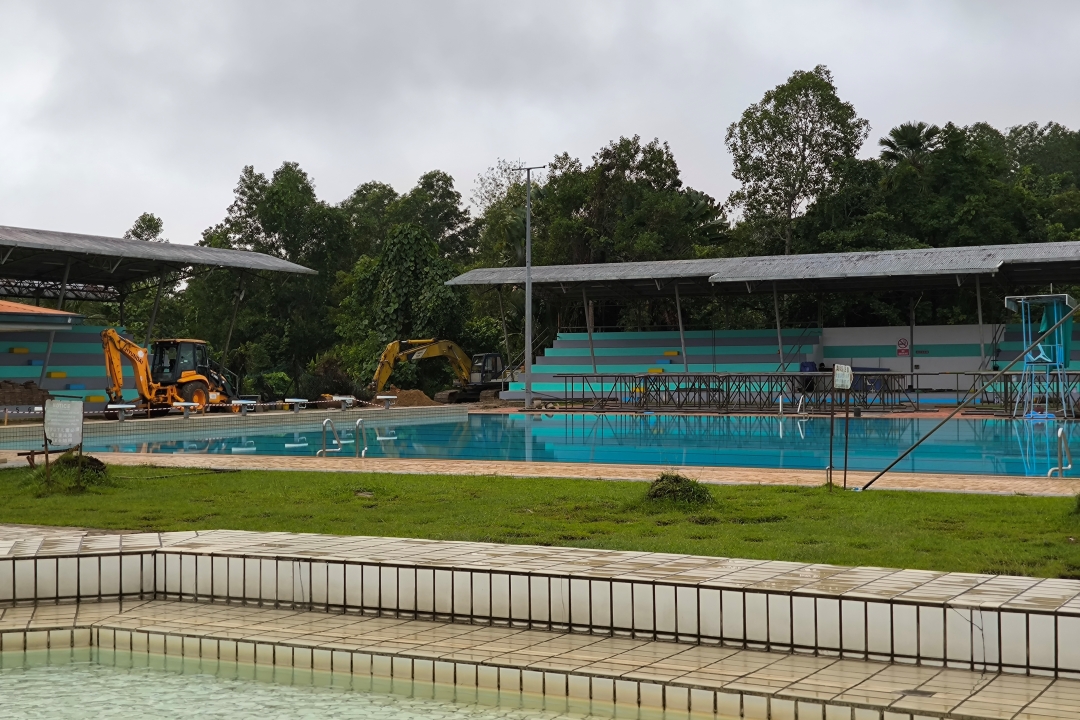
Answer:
83;412;1078;477
1;648;671;719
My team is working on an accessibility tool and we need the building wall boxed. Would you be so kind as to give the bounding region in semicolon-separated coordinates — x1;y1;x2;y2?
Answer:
821;324;1001;374
0;324;138;410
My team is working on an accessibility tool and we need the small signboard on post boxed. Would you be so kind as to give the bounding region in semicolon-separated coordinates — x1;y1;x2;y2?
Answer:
896;338;910;357
44;399;83;449
833;364;853;391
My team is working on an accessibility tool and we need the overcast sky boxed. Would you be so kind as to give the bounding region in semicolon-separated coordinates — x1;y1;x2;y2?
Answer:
2;0;1079;244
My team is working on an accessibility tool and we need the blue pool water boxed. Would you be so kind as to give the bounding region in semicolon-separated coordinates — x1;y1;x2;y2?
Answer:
84;412;1080;477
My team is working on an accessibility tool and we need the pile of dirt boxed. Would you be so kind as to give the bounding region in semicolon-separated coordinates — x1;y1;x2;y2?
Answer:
387;386;440;407
0;380;51;406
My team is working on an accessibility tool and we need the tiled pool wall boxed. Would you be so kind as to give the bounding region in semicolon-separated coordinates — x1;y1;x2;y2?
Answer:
3;548;1077;678
0;404;469;451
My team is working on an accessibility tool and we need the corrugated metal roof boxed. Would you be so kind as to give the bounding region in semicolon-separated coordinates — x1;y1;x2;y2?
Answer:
447;241;1080;297
0;225;316;283
448;258;727;286
708;243;1077;284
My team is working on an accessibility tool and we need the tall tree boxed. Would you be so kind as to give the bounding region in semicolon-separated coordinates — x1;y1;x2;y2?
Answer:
878;121;941;169
725;65;869;254
123;212;167;243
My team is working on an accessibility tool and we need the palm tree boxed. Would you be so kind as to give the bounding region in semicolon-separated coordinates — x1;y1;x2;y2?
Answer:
879;122;941;168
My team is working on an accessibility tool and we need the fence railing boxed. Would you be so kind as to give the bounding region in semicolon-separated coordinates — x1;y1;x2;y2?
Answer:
553;371;1080;416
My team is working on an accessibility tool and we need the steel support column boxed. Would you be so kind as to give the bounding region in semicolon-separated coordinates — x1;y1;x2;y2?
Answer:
976;276;986;369
909;295;916;379
144;273;166;347
221;276;245;365
773;283;784;371
675;284;688;373
583;287;598;374
38;258;71;387
497;286;515;382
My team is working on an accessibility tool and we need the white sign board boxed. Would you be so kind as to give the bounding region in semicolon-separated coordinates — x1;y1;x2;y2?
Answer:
896;337;910;357
44;399;83;448
833;364;853;391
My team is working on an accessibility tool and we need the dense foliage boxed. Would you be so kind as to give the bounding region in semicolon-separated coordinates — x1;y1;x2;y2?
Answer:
80;65;1080;399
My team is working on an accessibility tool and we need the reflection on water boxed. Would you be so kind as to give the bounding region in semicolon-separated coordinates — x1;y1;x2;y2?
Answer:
1;648;671;720
83;413;1080;477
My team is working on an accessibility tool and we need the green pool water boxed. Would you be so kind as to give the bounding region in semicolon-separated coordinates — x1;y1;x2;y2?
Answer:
0;648;682;719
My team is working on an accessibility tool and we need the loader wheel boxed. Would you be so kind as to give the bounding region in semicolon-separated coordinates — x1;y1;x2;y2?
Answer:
181;381;209;410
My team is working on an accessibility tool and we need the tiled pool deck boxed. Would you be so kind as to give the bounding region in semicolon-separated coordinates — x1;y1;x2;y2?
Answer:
1;525;1079;719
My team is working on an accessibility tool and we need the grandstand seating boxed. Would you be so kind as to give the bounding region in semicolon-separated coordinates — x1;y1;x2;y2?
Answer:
503;328;821;400
502;324;1080;401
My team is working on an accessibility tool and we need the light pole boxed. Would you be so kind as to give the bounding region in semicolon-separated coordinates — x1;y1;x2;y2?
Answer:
519;165;544;409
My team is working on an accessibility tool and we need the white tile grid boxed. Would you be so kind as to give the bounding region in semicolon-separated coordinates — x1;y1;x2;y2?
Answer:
2;529;1080;675
2;605;1074;720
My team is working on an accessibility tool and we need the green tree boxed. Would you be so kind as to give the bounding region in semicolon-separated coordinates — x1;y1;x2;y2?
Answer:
725;65;869;255
878;121;941;169
123;212;167;243
335;224;466;395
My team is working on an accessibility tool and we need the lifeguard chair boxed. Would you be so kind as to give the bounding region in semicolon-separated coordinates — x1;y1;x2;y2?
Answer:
1005;294;1076;418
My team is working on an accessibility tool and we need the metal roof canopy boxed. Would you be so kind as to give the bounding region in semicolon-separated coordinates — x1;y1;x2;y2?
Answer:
447;241;1080;299
0;225;316;301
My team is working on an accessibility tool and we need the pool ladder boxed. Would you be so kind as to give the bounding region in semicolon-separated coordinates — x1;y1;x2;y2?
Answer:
316;418;368;458
1048;426;1073;477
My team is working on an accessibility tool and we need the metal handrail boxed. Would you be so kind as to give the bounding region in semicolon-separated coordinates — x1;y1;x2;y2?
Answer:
355;418;367;458
1048;427;1073;477
316;418;343;456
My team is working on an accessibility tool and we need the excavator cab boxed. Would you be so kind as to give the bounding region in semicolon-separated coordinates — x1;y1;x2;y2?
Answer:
469;353;505;385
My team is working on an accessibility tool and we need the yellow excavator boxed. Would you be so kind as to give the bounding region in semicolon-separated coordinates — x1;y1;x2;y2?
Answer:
101;329;237;412
372;339;506;403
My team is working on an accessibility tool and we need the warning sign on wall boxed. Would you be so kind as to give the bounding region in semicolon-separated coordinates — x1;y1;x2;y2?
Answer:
896;338;910;357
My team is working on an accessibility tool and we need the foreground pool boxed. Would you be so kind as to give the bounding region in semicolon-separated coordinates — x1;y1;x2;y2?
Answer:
1;648;676;719
79;412;1080;477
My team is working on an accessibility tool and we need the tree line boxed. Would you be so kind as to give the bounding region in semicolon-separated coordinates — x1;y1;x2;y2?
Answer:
73;65;1080;398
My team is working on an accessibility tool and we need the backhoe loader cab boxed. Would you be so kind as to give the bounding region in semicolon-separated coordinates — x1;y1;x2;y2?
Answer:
150;340;208;384
101;328;237;411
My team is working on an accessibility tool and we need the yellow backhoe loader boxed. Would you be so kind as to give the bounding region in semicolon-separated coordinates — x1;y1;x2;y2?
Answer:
101;329;237;412
372;339;506;403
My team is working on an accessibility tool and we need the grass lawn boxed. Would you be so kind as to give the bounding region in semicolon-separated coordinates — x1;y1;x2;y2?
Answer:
1;465;1079;578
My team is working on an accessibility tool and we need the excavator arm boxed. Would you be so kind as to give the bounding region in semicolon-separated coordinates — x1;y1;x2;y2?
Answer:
372;339;473;393
101;328;155;404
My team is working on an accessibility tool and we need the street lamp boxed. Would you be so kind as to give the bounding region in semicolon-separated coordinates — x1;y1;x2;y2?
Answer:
516;165;544;410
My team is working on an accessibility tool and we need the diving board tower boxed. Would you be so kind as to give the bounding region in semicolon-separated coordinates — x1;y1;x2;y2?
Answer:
1006;294;1076;419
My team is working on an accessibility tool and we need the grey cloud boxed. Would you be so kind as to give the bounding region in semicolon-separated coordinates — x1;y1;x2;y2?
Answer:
2;0;1079;243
